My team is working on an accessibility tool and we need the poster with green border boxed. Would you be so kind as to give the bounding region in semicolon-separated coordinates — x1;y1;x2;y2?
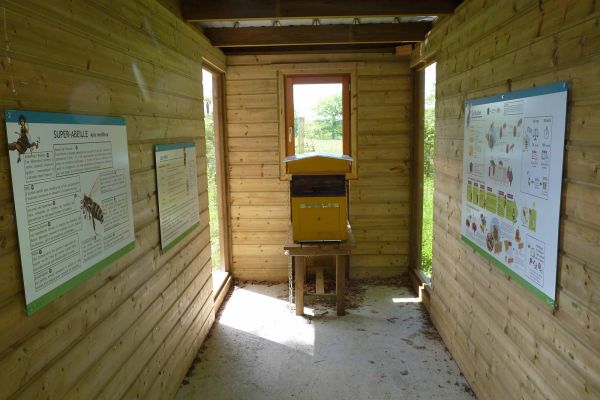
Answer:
4;110;135;314
460;82;568;308
155;143;200;252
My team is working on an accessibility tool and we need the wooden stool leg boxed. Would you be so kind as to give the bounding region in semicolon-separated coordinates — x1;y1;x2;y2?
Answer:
295;256;306;316
315;266;325;295
336;255;346;316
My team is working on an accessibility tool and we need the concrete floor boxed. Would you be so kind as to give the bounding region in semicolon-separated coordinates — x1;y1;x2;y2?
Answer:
176;282;476;400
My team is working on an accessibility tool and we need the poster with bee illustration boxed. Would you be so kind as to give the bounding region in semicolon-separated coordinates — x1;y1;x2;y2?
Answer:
4;110;135;314
155;142;200;252
461;82;567;308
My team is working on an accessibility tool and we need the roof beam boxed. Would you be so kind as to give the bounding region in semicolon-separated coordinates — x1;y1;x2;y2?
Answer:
203;23;432;47
182;0;460;21
222;43;400;55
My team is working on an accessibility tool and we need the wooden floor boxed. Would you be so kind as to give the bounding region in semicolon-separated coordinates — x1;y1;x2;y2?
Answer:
176;282;477;400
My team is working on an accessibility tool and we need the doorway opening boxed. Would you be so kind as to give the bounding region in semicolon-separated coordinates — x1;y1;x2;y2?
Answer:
202;68;229;292
421;63;436;278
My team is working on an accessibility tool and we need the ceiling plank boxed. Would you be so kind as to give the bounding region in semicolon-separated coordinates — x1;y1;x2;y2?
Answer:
203;23;432;47
182;0;460;21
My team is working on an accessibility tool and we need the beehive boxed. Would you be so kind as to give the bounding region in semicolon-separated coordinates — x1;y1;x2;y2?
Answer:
284;153;352;241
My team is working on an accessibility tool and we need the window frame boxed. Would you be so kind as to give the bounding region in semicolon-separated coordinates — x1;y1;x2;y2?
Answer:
208;69;231;275
277;69;358;180
283;74;351;158
201;65;232;307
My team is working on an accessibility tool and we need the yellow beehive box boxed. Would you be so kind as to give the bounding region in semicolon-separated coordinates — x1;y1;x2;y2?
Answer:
285;153;352;242
291;197;348;241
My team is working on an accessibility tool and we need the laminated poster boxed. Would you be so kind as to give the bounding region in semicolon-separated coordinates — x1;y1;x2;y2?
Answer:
155;143;200;252
4;110;135;314
461;82;568;307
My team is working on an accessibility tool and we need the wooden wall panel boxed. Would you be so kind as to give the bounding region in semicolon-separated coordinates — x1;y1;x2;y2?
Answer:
413;0;600;399
0;1;225;399
224;53;412;280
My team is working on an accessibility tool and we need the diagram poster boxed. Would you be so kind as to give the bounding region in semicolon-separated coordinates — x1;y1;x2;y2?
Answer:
155;143;200;252
4;109;135;314
461;82;568;308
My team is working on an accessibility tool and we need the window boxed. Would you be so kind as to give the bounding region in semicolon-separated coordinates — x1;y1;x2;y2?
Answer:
202;67;230;293
284;74;351;157
411;62;436;284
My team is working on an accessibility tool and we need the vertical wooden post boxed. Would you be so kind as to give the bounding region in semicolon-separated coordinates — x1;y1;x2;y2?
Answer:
295;256;306;315
336;255;346;316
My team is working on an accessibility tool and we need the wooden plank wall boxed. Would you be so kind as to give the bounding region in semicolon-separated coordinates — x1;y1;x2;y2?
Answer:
413;0;600;399
225;53;412;280
0;0;224;398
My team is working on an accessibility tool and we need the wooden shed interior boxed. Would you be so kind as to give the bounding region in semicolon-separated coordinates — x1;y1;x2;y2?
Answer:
0;0;598;399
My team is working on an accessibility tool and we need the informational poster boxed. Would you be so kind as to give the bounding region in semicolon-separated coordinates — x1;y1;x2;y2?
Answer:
460;82;568;308
155;143;200;252
4;109;135;314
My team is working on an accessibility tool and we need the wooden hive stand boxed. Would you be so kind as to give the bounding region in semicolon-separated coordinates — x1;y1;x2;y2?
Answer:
284;223;355;316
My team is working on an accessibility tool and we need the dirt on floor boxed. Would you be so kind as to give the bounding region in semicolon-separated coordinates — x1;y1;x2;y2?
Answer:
235;274;411;310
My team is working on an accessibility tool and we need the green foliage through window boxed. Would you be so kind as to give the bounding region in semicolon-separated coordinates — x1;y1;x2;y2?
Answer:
203;71;221;272
424;91;436;178
293;85;343;154
421;67;436;277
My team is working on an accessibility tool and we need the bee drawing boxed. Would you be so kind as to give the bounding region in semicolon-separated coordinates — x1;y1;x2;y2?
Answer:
8;114;40;163
82;177;104;232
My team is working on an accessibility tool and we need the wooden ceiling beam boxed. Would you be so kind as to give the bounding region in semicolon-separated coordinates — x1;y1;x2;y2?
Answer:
182;0;460;21
203;23;432;47
221;43;401;55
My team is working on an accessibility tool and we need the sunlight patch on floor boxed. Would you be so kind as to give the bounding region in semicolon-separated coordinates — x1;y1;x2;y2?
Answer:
392;296;422;303
392;283;428;303
218;288;315;355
